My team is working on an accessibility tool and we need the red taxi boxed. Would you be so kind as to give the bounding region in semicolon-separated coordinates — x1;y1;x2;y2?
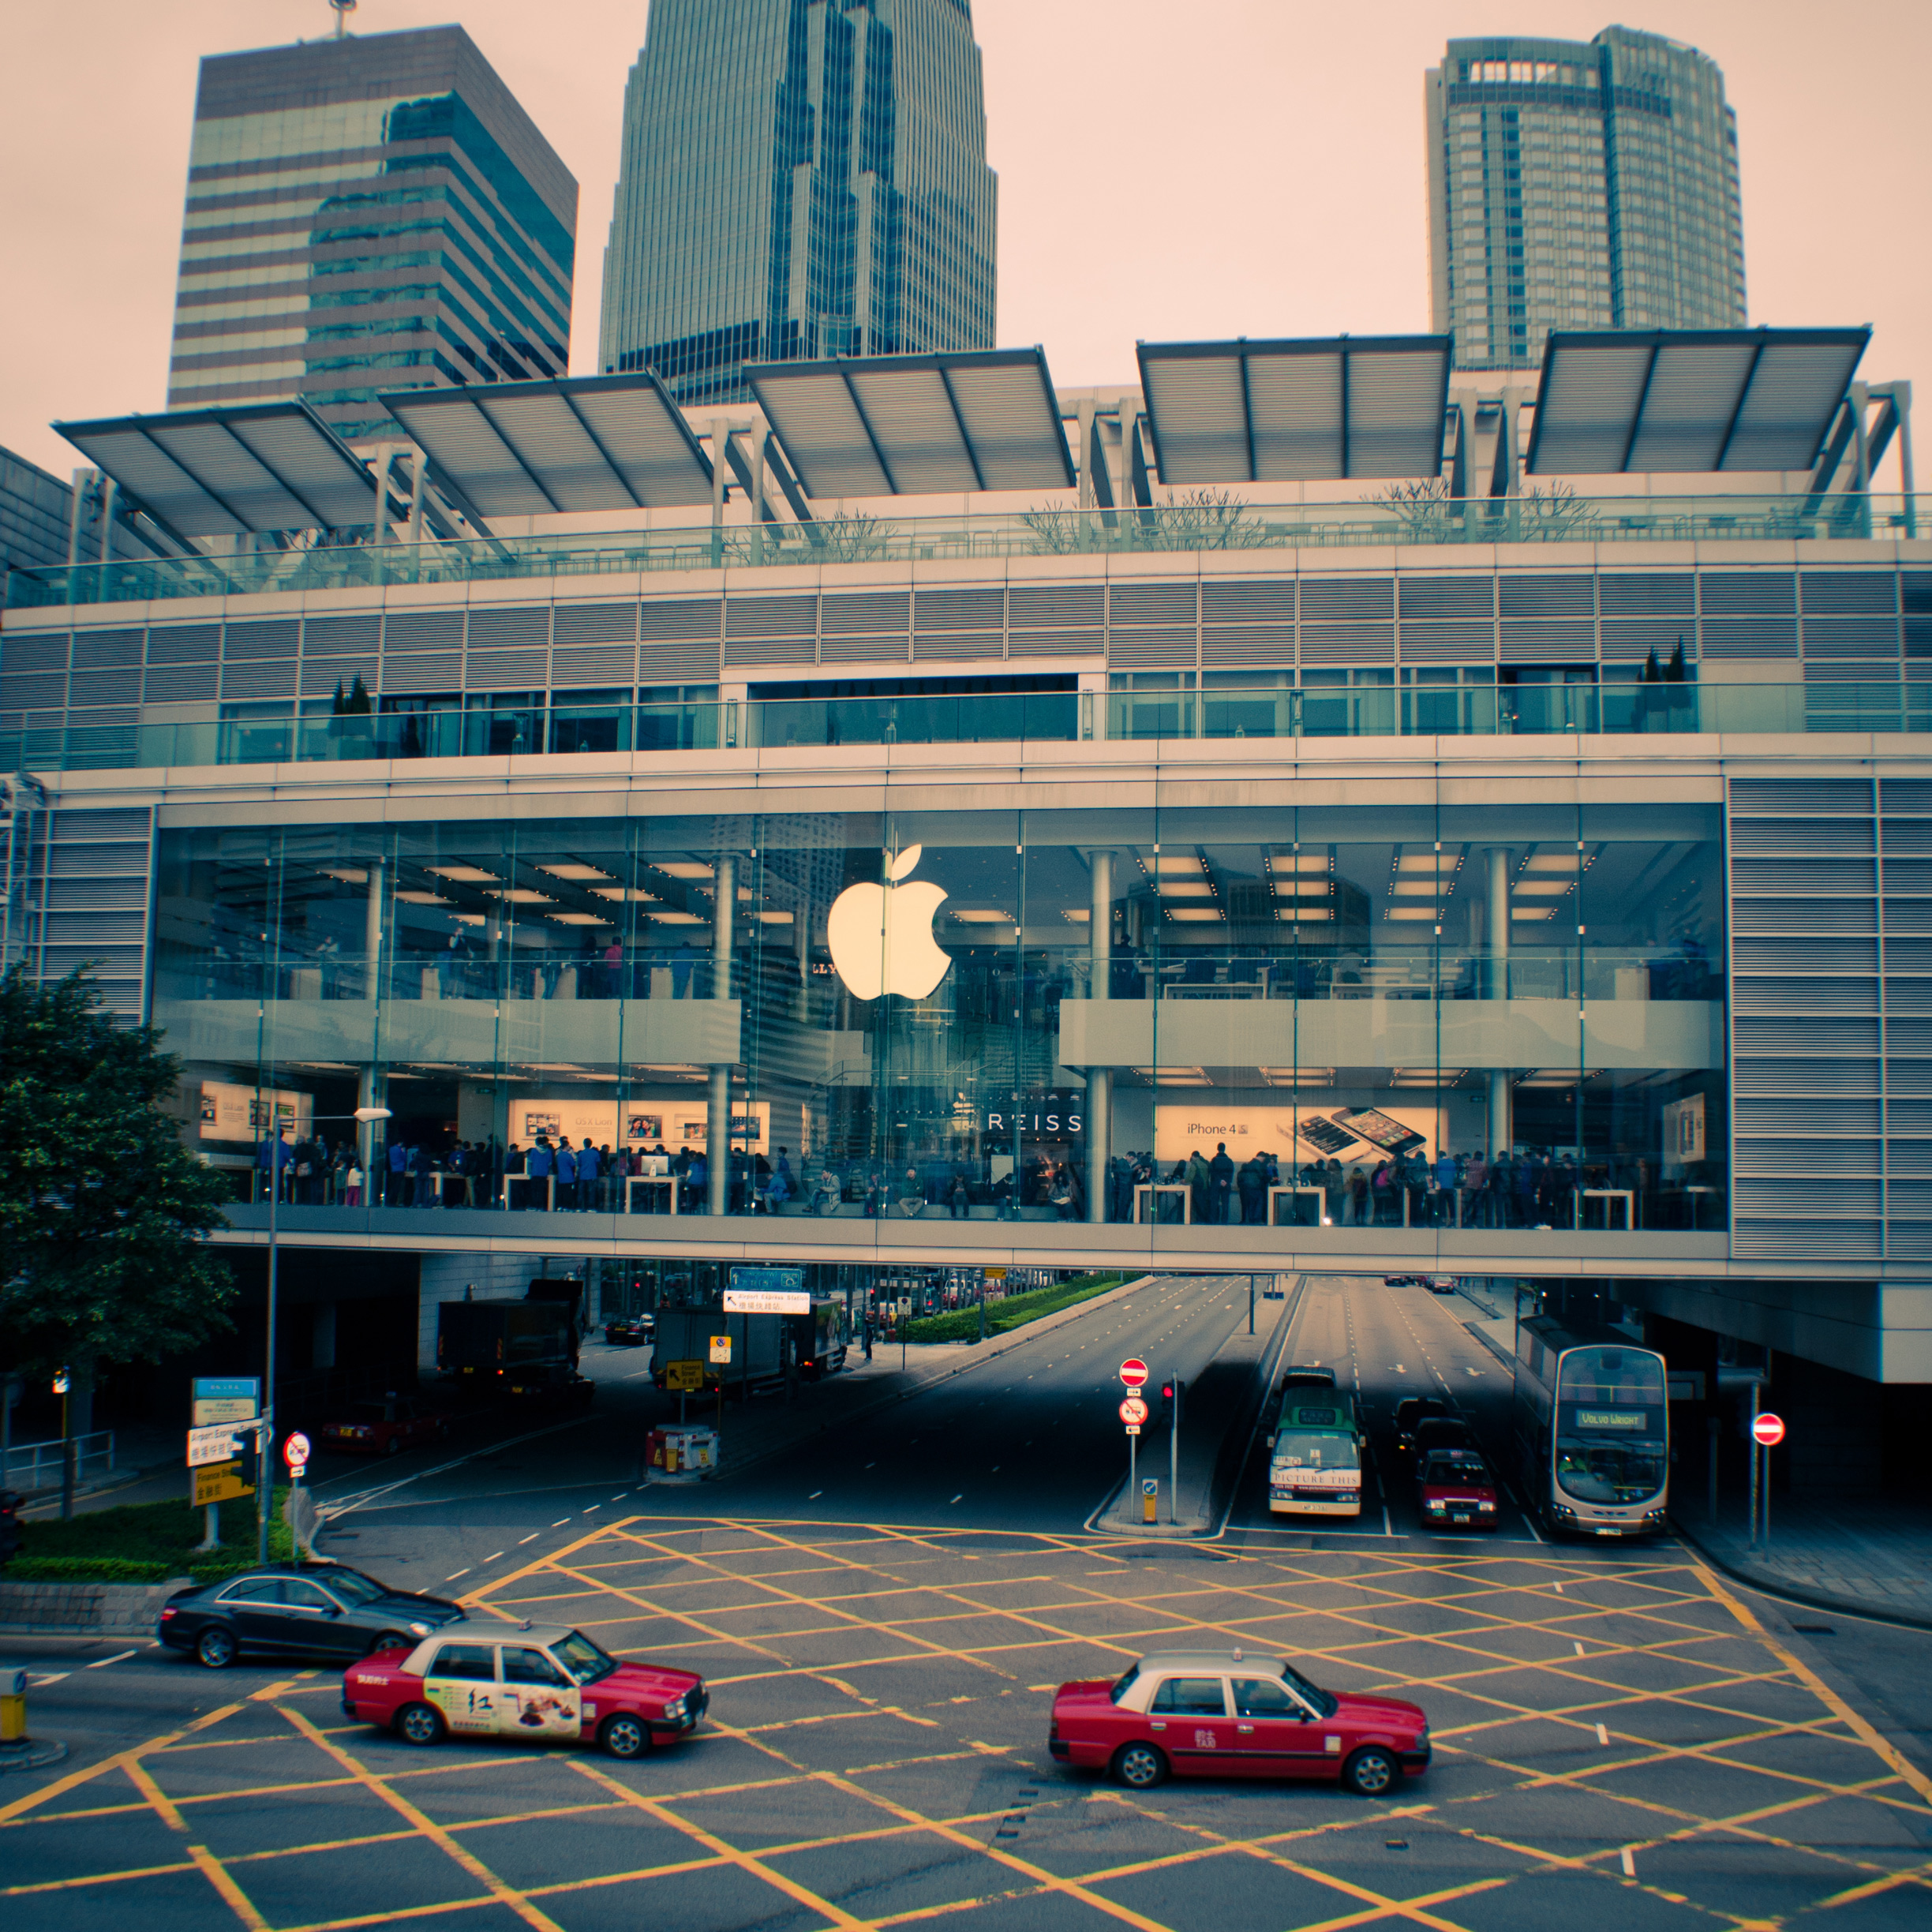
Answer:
342;1623;706;1760
319;1395;451;1456
1415;1443;1500;1530
1049;1649;1428;1796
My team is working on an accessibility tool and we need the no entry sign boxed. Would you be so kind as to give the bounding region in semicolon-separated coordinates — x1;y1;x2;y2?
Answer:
1750;1412;1785;1447
1119;1358;1149;1388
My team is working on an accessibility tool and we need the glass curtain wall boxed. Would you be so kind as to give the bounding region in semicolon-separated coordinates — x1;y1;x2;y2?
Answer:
151;792;1725;1237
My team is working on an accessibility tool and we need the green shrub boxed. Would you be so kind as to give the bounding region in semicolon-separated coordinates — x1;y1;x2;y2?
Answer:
4;1491;295;1582
904;1271;1127;1344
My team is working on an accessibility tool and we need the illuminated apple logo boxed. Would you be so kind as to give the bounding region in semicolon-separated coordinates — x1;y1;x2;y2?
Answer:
826;845;951;1000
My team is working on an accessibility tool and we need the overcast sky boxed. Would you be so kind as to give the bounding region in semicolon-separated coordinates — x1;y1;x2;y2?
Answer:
2;0;1923;483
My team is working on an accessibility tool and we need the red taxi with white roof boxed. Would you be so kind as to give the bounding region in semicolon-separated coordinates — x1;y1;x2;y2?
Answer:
342;1622;706;1759
1049;1649;1429;1795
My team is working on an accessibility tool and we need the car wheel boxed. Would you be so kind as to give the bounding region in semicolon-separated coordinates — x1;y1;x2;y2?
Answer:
395;1702;444;1746
366;1631;409;1655
1341;1747;1400;1797
1110;1742;1168;1789
600;1713;650;1760
195;1624;238;1669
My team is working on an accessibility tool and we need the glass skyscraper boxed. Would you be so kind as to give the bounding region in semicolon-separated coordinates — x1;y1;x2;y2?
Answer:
166;26;575;440
1427;27;1746;370
599;0;998;406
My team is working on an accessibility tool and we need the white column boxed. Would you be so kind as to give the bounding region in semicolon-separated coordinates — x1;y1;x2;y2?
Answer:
707;853;736;1215
1086;851;1113;1222
1487;845;1511;1159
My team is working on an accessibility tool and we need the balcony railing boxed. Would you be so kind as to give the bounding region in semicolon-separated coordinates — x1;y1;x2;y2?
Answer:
6;492;1923;610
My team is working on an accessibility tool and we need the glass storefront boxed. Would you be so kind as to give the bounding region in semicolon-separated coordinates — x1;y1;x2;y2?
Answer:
152;792;1726;1241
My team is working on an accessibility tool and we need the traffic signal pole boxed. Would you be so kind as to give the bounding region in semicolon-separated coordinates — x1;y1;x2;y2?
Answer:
1168;1382;1181;1524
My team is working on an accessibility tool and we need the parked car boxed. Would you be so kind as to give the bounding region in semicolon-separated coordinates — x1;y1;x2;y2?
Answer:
342;1622;706;1760
320;1395;451;1456
159;1563;465;1669
1050;1649;1429;1795
603;1315;653;1347
1391;1397;1456;1458
1414;1445;1500;1530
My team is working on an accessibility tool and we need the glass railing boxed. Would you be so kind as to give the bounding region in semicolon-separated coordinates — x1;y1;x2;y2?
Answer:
9;679;1926;774
7;492;1923;610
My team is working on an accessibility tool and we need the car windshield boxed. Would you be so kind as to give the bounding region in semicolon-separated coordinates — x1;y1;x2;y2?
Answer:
1279;1662;1338;1720
309;1568;388;1604
1271;1431;1359;1471
551;1629;620;1684
1422;1456;1490;1487
1556;1346;1667;1504
1556;1435;1666;1506
1109;1664;1140;1704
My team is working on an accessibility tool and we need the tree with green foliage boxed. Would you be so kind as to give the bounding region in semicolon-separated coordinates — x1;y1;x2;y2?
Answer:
0;966;235;1392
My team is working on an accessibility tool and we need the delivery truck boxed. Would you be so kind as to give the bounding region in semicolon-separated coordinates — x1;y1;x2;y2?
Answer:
651;1301;848;1396
436;1281;593;1411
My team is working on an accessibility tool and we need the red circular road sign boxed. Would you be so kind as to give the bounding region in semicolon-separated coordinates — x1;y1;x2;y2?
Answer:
1750;1412;1785;1447
283;1431;311;1470
1119;1358;1149;1388
1119;1396;1149;1426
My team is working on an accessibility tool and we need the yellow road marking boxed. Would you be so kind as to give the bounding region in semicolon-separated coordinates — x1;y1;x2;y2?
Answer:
187;1843;271;1930
0;1699;244;1825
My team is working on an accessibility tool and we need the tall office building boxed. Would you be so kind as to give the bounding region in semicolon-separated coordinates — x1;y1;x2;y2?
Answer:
599;0;998;405
166;26;576;440
1427;27;1746;370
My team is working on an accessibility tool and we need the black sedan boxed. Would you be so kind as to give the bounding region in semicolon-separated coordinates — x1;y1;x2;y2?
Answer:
158;1562;466;1669
604;1316;653;1346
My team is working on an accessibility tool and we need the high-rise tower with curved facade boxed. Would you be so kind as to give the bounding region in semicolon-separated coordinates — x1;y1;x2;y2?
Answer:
599;0;998;406
1427;26;1747;369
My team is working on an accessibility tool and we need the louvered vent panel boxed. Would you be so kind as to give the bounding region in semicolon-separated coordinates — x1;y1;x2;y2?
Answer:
1729;856;1876;894
142;663;218;703
1735;1178;1882;1215
145;624;219;663
301;614;380;654
1732;779;1873;814
47;874;147;911
382;610;464;651
1733;975;1877;1013
551;645;638;686
1802;571;1898;613
821;590;909;635
466;607;548;648
464;648;548;689
1887;980;1932;1014
1732;899;1874;934
70;628;143;669
1300;578;1393;620
726;595;818;637
1499;575;1594;616
1202;631;1295;668
379;653;462;695
1882;818;1932;853
1882;860;1932;896
67;668;140;709
1009;584;1103;627
1886;1059;1932;1097
1702;616;1797;658
1110;582;1196;625
912;633;1004;661
1734;1139;1879;1176
220;660;298;699
1885;901;1932;935
1702;572;1796;612
1882;1222;1932;1256
1805;617;1900;658
638;643;719;680
1730;818;1874;856
1598;573;1695;615
0;673;63;711
1735;1056;1878;1095
1398;623;1494;662
4;635;69;672
818;637;910;665
1009;631;1101;657
1887;1018;1932;1054
913;587;1005;631
552;602;637;644
1108;631;1198;668
1735;1016;1879;1054
223;620;300;659
1883;781;1932;813
1734;1221;1881;1258
1398;576;1492;618
1204;579;1298;621
638;598;722;642
1300;623;1394;663
1887;938;1932;973
1891;1099;1932;1132
1735;1098;1880;1135
1500;620;1595;661
1885;1143;1932;1178
724;636;818;665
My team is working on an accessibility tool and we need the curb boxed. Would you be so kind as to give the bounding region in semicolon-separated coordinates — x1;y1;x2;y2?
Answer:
1671;1516;1932;1634
0;1738;70;1774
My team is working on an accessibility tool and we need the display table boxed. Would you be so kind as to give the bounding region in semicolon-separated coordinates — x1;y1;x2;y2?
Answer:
625;1175;680;1215
1578;1187;1635;1230
503;1174;555;1211
1267;1185;1327;1227
1133;1183;1192;1224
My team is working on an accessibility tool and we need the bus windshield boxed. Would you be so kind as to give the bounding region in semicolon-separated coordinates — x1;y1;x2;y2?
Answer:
1555;1346;1666;1505
1271;1431;1360;1472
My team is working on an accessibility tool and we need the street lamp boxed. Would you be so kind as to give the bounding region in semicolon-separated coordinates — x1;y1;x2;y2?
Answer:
258;1103;391;1563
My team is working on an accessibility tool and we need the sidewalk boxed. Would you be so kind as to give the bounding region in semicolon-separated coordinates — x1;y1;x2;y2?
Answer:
1091;1282;1298;1536
1673;1492;1932;1629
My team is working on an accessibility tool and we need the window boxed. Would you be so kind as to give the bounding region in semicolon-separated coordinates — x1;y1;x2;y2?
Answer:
1149;1677;1228;1717
217;1577;281;1603
1232;1678;1304;1719
503;1647;571;1687
282;1579;335;1611
429;1644;497;1682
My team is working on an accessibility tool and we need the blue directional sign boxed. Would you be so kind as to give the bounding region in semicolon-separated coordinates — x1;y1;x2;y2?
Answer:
725;1265;808;1313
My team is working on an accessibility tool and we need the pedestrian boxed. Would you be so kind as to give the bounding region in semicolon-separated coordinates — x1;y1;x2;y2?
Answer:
949;1173;970;1219
1238;1155;1267;1225
344;1157;364;1207
578;1136;600;1210
386;1136;407;1207
527;1135;553;1210
1209;1142;1235;1223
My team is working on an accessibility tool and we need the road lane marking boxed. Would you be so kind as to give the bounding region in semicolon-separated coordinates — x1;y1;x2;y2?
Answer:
519;1532;540;1544
445;1570;470;1582
186;1842;269;1930
1597;1724;1610;1745
86;1649;139;1668
1620;1847;1636;1877
484;1552;504;1563
551;1518;571;1527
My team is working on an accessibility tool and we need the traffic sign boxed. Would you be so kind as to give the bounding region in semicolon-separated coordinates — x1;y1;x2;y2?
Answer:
709;1335;732;1365
1124;1425;1141;1436
283;1432;311;1473
1751;1411;1785;1447
1119;1395;1149;1425
187;1422;241;1469
1119;1358;1149;1389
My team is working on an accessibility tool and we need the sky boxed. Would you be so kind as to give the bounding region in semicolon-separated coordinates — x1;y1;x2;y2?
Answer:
2;0;1925;485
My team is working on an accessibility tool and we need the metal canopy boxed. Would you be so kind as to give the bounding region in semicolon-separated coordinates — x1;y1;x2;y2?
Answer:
743;347;1074;499
53;399;380;536
1526;327;1871;474
376;370;714;516
1136;335;1453;484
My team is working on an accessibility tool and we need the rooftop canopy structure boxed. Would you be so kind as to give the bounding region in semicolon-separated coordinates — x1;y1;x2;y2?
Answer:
743;346;1074;499
1136;335;1454;485
1525;326;1872;474
375;370;714;518
51;398;380;537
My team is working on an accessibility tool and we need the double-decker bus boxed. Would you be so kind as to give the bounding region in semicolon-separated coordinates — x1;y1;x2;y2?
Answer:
1267;1391;1363;1518
1511;1314;1669;1538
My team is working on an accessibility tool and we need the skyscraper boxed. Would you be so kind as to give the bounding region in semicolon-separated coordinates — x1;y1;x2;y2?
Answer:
600;0;998;406
166;25;576;440
1426;27;1746;370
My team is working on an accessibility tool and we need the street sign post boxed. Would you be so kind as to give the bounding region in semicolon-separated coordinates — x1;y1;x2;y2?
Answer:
189;1380;262;1549
283;1431;311;1475
1141;1477;1158;1524
1118;1358;1148;1388
1118;1396;1148;1426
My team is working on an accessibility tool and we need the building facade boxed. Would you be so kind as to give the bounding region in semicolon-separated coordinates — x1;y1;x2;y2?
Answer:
599;0;998;404
166;26;575;440
1;447;159;578
1427;27;1746;370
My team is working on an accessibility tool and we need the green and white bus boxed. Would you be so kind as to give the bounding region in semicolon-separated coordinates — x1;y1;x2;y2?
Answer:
1511;1314;1669;1538
1267;1391;1363;1518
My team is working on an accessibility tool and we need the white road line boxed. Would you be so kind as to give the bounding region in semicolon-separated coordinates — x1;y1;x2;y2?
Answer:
551;1518;571;1527
582;1503;601;1513
949;1493;964;1504
445;1569;470;1582
518;1533;540;1544
1597;1724;1610;1745
30;1672;69;1686
86;1649;138;1668
484;1552;504;1563
1382;1505;1394;1537
809;1490;823;1500
1620;1848;1636;1878
1574;1641;1586;1657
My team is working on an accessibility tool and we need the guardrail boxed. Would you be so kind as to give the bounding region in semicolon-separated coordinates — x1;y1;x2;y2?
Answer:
3;1431;114;1494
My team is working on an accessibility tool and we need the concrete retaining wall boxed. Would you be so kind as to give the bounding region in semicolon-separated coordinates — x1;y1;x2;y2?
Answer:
0;1578;185;1637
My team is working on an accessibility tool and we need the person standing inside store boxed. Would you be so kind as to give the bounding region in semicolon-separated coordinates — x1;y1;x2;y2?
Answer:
1210;1143;1235;1223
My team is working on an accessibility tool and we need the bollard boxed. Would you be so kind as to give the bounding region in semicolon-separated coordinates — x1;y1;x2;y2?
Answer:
1141;1477;1159;1525
1;1668;26;1743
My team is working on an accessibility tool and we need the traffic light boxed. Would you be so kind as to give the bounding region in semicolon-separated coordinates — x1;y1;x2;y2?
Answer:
231;1428;260;1493
0;1491;21;1565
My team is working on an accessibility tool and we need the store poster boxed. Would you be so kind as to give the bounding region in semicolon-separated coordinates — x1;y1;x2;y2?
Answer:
1661;1092;1706;1175
511;1095;769;1151
200;1080;312;1144
1153;1102;1443;1166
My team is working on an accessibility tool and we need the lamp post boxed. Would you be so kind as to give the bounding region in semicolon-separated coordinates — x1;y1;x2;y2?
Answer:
258;1103;391;1564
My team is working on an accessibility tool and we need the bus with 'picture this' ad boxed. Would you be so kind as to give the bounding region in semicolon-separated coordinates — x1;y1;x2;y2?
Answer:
1267;1390;1363;1518
1511;1314;1669;1538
